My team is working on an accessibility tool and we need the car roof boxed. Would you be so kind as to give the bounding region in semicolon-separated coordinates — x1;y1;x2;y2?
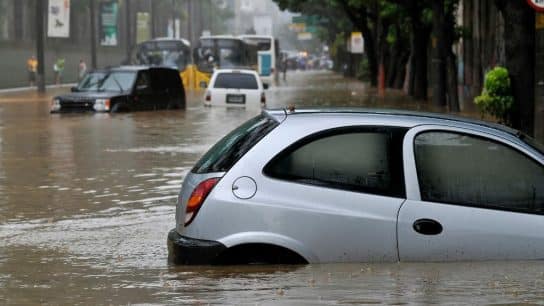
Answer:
264;107;522;140
213;68;258;75
200;35;240;40
108;65;178;73
147;37;191;46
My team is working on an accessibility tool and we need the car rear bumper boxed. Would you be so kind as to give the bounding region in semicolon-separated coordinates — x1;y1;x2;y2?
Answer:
167;229;227;265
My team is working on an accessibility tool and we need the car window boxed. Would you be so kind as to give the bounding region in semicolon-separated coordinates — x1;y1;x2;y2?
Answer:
213;73;259;90
77;72;106;91
192;115;279;174
415;131;544;214
99;71;137;92
264;127;407;198
135;71;151;92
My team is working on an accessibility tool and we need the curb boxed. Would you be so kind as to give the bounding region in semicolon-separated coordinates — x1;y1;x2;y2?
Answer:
0;83;77;94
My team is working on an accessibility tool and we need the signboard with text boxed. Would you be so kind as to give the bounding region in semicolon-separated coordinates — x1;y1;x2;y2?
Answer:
349;32;364;54
537;13;544;29
47;0;70;38
136;12;150;44
100;1;119;46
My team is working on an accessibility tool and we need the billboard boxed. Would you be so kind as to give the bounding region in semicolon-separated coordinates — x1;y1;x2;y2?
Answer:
100;1;119;46
136;12;150;44
47;0;70;38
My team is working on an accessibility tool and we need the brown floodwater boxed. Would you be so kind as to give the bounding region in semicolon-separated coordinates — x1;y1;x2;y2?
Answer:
1;71;543;305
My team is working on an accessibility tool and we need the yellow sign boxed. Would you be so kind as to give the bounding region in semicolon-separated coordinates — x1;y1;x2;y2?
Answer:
537;13;544;29
289;23;306;33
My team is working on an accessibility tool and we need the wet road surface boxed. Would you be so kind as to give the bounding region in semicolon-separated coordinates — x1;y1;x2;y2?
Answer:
1;71;543;305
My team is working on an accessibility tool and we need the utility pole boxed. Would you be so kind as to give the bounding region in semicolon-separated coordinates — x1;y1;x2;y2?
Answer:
36;0;45;92
151;0;157;38
187;0;193;43
90;0;97;69
172;0;177;38
125;0;131;60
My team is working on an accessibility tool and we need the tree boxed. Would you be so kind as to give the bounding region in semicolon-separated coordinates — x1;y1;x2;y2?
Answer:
494;0;535;135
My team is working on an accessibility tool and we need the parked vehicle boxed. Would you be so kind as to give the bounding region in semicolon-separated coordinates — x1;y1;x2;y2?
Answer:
239;35;280;85
203;69;267;107
130;38;192;90
50;66;185;113
168;108;544;265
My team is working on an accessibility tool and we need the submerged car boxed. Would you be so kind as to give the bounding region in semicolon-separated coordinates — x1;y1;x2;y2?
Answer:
50;66;185;113
168;108;544;265
203;69;267;107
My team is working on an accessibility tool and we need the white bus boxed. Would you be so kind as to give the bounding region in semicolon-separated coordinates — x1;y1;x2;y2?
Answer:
239;35;279;85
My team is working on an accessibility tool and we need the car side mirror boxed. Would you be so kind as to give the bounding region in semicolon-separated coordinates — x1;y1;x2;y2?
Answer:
263;83;269;90
71;86;79;92
199;81;207;89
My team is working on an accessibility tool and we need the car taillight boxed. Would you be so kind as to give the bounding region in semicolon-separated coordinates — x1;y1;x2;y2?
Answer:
261;92;266;104
205;91;211;102
185;178;220;226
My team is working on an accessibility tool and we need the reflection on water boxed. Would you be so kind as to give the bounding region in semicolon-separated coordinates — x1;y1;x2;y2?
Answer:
0;71;542;305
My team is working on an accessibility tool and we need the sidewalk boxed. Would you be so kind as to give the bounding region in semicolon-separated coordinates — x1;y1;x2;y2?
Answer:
0;84;75;103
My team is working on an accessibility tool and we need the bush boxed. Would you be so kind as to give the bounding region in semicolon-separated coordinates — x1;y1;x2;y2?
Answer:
474;66;514;125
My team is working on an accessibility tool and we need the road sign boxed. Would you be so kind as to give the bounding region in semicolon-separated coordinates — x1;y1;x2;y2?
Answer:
527;0;544;12
297;32;313;41
537;13;544;29
349;32;364;54
289;23;306;32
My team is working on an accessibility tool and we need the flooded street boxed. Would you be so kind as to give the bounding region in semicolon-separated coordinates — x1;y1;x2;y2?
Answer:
1;71;543;305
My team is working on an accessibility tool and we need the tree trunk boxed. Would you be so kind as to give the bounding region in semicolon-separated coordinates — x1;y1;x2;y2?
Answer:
447;53;460;112
432;0;447;107
495;0;535;135
409;25;430;100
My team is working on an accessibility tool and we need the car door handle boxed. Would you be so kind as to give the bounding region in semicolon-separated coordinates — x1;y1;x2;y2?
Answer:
413;219;443;236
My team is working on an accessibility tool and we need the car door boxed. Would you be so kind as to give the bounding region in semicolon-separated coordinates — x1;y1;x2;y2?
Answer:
133;71;154;110
149;69;170;109
248;126;408;262
398;126;544;261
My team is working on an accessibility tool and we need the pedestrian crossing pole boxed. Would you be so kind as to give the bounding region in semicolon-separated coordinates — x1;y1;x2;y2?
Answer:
36;0;45;92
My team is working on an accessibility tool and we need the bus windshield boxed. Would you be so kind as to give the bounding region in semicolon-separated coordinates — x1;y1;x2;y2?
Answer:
134;40;190;71
195;38;244;73
242;37;272;51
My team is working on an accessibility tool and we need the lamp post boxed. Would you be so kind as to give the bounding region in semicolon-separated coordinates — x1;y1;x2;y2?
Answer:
90;0;97;69
36;0;45;92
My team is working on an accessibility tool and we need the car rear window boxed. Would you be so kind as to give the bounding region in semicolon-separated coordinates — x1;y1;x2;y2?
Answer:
213;73;259;90
192;115;279;174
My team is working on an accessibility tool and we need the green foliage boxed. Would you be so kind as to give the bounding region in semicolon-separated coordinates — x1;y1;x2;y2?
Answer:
356;57;370;81
474;67;514;124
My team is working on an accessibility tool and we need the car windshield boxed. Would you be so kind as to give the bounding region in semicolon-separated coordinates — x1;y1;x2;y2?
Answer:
77;72;107;91
98;71;137;92
213;73;258;89
192;115;279;174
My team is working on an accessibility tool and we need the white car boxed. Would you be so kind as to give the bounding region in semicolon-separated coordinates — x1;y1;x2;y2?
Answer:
168;108;544;265
204;69;267;107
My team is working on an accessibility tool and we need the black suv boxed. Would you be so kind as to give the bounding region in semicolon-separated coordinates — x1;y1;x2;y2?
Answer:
50;66;186;113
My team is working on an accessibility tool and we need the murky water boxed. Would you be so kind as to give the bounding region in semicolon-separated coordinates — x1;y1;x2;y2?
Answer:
1;71;543;305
